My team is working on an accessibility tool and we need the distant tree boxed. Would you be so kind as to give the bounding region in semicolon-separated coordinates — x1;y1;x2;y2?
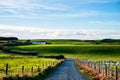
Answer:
26;39;31;43
8;37;18;43
101;39;113;43
0;37;18;43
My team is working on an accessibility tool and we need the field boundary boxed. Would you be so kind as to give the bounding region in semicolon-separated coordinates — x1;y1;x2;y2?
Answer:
0;60;64;80
76;59;120;80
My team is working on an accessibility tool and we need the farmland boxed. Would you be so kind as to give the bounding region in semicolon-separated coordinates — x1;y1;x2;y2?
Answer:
1;39;120;79
0;53;61;79
10;44;120;61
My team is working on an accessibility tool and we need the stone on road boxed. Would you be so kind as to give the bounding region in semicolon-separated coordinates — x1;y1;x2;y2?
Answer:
47;59;87;80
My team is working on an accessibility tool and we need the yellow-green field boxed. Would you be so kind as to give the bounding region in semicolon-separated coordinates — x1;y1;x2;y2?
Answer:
0;53;60;78
10;44;120;61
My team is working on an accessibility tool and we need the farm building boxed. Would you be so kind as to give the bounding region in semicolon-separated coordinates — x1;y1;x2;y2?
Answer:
32;41;47;44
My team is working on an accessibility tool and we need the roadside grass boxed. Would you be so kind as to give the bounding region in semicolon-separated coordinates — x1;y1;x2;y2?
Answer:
0;53;59;78
10;45;120;61
79;69;95;80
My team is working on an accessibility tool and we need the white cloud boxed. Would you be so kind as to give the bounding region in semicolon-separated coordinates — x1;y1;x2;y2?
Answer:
88;21;120;25
0;10;109;19
0;0;68;10
77;0;120;4
89;0;119;3
0;0;119;19
0;25;120;39
0;0;27;7
0;0;70;19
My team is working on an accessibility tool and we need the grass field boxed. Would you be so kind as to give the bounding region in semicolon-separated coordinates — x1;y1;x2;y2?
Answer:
10;44;120;61
44;40;92;45
0;53;60;78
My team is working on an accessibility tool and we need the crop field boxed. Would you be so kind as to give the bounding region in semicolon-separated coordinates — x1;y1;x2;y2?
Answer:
0;53;60;78
10;44;120;61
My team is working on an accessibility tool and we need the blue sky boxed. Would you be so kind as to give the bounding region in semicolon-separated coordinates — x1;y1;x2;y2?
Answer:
0;0;120;39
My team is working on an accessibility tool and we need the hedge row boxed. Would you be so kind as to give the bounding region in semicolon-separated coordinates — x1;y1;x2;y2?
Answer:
0;45;37;56
38;55;65;60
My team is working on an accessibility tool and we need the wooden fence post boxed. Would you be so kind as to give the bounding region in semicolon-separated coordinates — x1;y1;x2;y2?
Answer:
90;61;92;68
6;63;8;75
91;61;93;68
116;65;118;80
22;66;24;73
108;61;110;78
31;66;33;72
94;61;96;70
105;64;107;76
102;62;105;75
38;66;40;72
31;66;33;76
98;62;101;73
88;61;90;67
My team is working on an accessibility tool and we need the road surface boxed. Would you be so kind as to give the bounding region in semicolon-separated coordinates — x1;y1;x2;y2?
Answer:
47;59;87;80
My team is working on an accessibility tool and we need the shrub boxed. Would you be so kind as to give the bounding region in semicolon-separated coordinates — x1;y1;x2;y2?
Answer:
0;45;3;50
55;55;65;59
2;46;11;52
38;55;65;59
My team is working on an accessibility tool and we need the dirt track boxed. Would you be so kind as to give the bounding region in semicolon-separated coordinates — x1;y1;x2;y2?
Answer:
47;59;87;80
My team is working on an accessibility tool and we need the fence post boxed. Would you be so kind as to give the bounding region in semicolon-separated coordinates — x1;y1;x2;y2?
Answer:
31;66;33;76
102;61;105;75
105;64;107;76
98;62;101;73
94;61;96;70
22;66;24;73
6;63;8;75
91;61;93;68
108;61;110;78
90;61;92;68
88;61;90;67
38;66;40;72
116;64;118;80
31;66;33;72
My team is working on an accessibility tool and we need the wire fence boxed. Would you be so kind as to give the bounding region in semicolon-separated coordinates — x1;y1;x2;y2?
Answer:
0;60;64;80
78;60;120;80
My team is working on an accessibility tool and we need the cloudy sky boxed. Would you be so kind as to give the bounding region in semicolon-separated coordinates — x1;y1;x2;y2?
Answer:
0;0;120;39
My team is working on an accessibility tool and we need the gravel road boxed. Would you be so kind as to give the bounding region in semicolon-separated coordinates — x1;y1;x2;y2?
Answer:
47;59;87;80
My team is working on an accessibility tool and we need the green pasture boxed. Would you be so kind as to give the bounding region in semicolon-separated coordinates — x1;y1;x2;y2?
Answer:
0;53;59;77
30;39;92;45
46;40;91;45
10;45;120;61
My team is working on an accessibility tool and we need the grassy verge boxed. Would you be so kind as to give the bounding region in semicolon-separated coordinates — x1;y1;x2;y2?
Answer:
75;60;106;80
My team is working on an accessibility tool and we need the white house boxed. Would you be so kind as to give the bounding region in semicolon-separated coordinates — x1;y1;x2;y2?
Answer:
32;41;47;44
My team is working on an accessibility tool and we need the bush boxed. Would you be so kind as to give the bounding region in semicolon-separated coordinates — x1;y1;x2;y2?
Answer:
55;55;65;59
0;45;37;56
2;46;11;52
0;45;3;50
38;55;65;59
